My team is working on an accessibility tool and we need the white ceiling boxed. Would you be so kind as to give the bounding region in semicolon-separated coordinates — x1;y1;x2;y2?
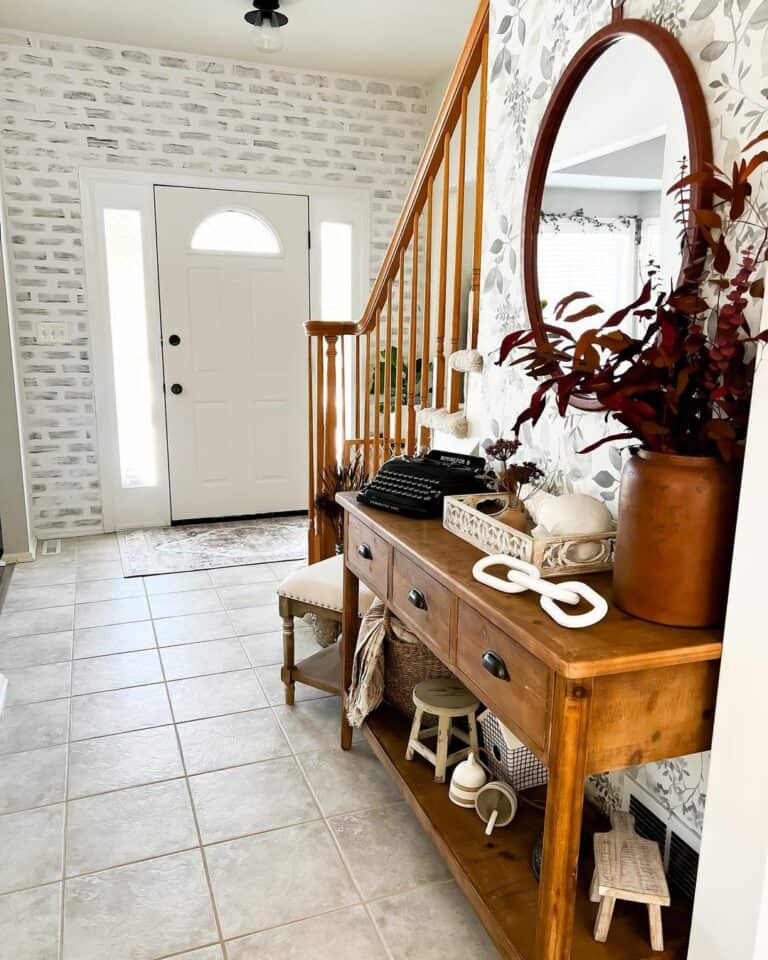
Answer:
0;0;476;83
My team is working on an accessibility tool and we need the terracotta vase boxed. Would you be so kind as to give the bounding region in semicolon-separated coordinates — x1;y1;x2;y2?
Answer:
613;450;741;627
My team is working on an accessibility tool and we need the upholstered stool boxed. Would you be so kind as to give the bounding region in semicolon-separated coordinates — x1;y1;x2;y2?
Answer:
278;554;374;706
405;677;480;783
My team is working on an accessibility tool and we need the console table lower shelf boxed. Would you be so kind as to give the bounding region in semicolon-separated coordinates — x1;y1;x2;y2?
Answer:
362;704;692;960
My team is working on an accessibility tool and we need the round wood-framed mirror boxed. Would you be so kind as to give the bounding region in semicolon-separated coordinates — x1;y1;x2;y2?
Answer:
520;15;713;410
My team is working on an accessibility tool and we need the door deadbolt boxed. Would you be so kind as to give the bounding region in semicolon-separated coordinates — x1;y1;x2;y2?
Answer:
170;383;183;395
168;334;181;346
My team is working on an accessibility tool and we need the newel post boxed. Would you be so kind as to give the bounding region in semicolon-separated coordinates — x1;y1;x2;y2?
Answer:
314;334;339;560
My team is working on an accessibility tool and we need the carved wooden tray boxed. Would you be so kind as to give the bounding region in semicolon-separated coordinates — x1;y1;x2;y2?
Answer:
443;492;615;579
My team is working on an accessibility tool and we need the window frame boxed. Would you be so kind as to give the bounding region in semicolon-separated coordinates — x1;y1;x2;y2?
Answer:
81;169;370;532
85;181;171;530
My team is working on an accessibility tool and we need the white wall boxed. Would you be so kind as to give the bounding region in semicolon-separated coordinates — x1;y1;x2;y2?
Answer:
550;37;684;171
426;68;453;131
0;28;430;537
480;0;768;850
0;212;33;560
543;186;661;219
688;297;768;959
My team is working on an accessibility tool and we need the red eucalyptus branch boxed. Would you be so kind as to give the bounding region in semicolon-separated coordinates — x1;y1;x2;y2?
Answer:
499;139;768;462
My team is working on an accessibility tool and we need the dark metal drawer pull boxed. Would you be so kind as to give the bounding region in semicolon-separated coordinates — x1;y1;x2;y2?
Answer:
357;543;373;560
408;587;428;611
482;650;509;681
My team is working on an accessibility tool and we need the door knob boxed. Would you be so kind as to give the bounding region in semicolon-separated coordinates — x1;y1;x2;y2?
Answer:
482;650;509;681
170;383;183;395
168;334;181;346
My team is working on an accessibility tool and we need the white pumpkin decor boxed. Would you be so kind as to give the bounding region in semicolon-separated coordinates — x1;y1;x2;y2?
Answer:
526;492;614;562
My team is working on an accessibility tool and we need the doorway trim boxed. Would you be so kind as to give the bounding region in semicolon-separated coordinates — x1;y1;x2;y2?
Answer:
81;168;371;532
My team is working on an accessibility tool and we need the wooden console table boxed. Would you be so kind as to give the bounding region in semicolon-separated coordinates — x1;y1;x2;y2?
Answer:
335;493;722;960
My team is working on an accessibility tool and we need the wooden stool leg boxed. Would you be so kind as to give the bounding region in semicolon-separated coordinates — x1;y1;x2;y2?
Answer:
405;708;424;761
589;868;600;903
281;614;296;706
434;714;451;783
593;896;616;943
467;711;480;755
647;904;664;952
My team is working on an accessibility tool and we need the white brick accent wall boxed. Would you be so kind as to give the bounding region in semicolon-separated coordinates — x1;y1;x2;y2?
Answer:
0;30;429;536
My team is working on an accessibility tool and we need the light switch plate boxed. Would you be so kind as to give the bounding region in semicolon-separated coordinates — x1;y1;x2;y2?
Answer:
35;321;69;344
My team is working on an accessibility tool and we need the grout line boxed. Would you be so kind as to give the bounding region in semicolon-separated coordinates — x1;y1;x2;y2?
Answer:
146;580;230;960
0;739;71;762
71;645;158;662
362;876;458;907
219;900;393;951
58;661;74;960
196;812;327;852
68;718;178;746
133;941;223;960
0;876;65;901
290;728;395;960
72;663;260;697
63;843;203;883
0;546;426;958
5;748;396;821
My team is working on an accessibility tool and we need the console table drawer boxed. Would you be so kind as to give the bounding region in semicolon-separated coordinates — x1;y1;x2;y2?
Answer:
391;551;452;659
457;603;551;758
346;515;388;598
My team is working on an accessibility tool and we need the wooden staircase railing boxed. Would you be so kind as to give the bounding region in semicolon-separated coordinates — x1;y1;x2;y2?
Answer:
305;0;489;562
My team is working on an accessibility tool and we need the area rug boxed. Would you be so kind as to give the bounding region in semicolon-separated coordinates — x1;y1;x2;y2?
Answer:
117;516;307;577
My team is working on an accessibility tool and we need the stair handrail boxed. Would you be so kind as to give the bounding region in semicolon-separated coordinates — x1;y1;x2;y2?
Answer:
304;0;489;340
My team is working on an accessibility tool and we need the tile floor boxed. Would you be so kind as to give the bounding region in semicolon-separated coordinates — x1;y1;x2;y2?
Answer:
0;533;499;960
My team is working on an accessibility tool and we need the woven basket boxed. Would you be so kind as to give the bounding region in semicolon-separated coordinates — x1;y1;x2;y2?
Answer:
383;616;451;718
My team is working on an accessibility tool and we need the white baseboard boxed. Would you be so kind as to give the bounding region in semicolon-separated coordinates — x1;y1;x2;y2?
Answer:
3;548;36;564
114;522;168;532
0;674;8;719
35;528;104;541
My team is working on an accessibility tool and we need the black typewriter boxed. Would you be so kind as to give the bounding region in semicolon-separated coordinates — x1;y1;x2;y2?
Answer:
357;449;489;518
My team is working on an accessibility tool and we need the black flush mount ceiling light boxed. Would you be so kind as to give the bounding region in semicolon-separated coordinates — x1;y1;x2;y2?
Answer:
245;1;289;54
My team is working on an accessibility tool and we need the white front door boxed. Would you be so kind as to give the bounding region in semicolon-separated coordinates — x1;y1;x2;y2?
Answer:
154;186;310;521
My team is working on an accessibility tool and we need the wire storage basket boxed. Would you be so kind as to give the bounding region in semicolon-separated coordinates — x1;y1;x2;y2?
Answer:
478;709;548;792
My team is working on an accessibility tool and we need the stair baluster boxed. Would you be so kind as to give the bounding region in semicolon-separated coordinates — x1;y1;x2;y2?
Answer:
304;0;489;562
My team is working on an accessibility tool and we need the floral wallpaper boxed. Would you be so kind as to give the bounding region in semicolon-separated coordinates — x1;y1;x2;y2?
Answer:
478;0;768;838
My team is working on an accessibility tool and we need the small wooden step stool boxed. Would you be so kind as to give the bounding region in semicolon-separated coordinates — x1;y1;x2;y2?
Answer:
405;677;479;783
590;811;671;952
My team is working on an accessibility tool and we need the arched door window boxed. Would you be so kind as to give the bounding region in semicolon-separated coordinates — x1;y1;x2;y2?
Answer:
190;209;282;255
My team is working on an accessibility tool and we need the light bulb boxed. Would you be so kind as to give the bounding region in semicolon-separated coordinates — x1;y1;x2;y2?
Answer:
252;15;284;53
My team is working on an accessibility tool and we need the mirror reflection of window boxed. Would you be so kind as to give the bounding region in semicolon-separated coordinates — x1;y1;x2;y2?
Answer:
539;36;688;331
538;225;637;336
